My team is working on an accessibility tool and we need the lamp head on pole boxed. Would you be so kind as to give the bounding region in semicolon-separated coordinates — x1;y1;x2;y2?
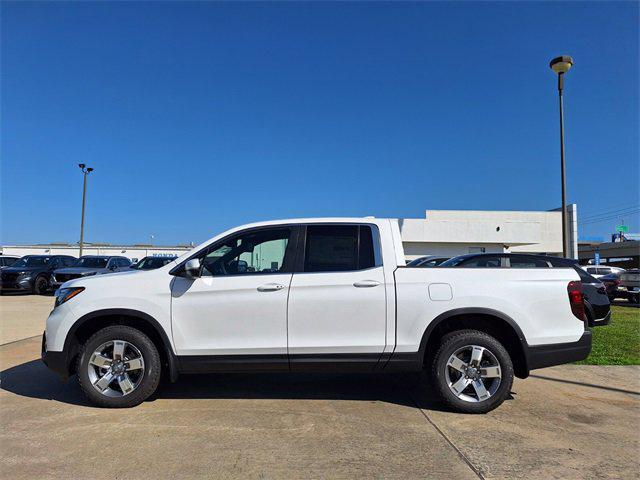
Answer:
78;163;86;170
87;167;94;173
549;55;574;75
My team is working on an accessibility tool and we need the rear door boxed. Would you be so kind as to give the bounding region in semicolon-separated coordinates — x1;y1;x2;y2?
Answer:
287;224;387;368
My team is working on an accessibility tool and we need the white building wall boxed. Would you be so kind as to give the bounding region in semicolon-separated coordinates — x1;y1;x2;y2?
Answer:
400;207;576;260
0;245;191;262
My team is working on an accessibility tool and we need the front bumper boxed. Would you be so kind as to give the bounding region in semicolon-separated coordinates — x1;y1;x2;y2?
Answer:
525;330;592;371
0;279;33;292
41;332;70;380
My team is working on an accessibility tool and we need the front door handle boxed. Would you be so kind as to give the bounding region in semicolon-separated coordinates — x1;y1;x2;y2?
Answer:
353;280;380;288
257;283;285;292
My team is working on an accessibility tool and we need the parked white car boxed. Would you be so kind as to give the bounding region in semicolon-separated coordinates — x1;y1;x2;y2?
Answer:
582;265;625;279
43;218;590;413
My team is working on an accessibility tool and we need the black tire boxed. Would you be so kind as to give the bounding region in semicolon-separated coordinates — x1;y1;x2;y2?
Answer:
431;329;514;414
34;275;49;295
77;325;162;408
630;293;639;305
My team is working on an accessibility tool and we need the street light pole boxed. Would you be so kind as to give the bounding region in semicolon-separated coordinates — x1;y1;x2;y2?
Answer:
78;164;94;257
550;55;574;258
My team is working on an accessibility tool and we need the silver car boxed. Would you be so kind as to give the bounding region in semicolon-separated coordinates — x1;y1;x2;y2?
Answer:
52;255;131;289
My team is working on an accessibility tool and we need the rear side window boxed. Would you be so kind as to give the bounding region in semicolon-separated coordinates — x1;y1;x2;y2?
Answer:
509;257;550;268
458;256;502;268
304;225;378;272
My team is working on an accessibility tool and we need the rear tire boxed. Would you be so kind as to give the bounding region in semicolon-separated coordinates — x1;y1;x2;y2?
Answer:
77;325;161;408
431;329;514;414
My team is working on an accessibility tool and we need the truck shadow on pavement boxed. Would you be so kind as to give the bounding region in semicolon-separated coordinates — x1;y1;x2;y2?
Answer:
1;358;467;412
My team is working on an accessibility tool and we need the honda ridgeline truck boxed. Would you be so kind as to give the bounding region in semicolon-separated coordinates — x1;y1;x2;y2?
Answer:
42;218;591;413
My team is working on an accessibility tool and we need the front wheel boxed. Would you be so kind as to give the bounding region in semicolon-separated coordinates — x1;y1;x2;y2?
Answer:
34;275;49;295
77;325;162;408
431;330;514;414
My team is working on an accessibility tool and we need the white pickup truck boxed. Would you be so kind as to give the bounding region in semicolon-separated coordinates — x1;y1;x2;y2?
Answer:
42;218;591;413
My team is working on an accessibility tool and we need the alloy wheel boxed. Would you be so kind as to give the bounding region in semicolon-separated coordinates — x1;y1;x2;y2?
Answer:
444;344;502;403
87;340;145;397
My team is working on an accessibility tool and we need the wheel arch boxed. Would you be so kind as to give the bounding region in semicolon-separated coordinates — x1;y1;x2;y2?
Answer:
418;308;530;378
63;308;178;382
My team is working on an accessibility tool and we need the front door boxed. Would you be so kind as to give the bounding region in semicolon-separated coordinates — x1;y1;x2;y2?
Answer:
171;226;297;364
287;224;387;369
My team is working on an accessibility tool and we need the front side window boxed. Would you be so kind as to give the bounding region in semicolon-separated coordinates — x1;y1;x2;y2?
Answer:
201;228;291;276
64;257;77;267
303;224;378;272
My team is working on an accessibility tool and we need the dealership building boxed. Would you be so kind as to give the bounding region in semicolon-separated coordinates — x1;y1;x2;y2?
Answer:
401;206;578;260
0;206;578;262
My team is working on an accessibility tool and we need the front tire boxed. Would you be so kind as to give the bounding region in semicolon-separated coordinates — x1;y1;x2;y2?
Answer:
34;275;49;295
77;325;161;408
431;329;514;414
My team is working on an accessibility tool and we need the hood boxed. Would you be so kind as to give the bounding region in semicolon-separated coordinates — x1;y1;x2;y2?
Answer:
1;265;45;274
54;267;104;275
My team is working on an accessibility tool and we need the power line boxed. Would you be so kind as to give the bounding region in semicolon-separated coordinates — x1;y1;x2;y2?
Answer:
580;204;640;221
580;209;640;226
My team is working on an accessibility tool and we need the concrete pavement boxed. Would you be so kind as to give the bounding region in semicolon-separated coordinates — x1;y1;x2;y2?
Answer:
0;294;52;345
1;297;639;479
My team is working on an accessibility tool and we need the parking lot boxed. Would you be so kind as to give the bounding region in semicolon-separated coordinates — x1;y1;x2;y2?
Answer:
1;295;638;479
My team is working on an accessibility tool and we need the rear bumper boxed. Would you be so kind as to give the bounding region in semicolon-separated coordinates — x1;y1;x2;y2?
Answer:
593;309;611;327
525;330;592;371
41;332;70;380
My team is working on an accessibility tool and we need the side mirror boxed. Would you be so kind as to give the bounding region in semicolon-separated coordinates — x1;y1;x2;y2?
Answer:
184;258;201;279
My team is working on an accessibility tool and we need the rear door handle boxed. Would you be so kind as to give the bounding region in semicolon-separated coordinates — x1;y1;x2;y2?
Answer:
353;280;380;288
257;283;286;292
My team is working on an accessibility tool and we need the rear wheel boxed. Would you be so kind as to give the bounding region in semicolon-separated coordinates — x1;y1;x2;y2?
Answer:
77;325;161;408
431;329;514;414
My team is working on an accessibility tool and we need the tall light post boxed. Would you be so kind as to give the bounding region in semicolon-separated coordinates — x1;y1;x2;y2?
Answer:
550;55;574;258
78;164;94;257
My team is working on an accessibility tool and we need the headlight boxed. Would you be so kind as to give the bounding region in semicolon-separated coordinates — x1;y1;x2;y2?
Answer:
55;287;85;307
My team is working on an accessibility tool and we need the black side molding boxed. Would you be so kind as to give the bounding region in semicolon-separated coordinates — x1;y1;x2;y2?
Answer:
525;330;592;371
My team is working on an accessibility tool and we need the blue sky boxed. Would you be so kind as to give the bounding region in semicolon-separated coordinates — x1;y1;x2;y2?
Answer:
2;1;638;246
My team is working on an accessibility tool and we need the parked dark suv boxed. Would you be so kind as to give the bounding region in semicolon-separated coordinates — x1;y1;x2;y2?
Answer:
0;255;77;294
440;253;611;327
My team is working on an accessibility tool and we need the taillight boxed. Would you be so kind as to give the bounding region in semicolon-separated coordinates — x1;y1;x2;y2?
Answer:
567;281;585;321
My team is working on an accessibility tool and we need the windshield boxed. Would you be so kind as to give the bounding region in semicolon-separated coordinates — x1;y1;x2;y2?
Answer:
11;256;51;268
76;257;109;268
131;257;174;270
